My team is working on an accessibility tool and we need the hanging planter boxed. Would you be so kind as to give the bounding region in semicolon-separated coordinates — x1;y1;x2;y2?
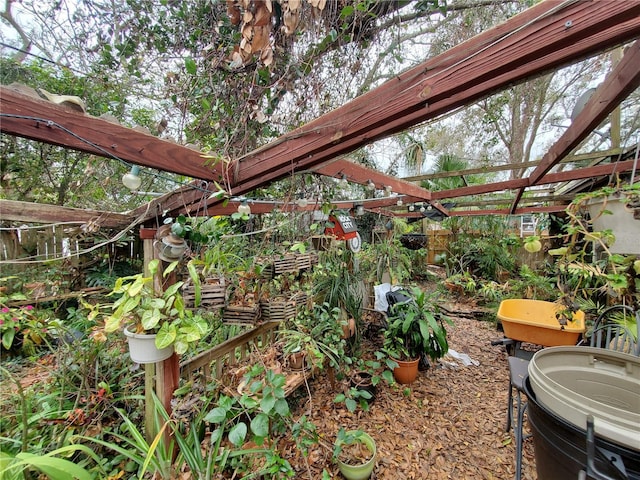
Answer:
311;235;333;251
586;191;640;255
399;233;428;250
183;276;227;309
124;327;174;364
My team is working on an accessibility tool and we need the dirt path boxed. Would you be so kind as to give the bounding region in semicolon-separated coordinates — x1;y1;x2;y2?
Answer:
287;310;538;479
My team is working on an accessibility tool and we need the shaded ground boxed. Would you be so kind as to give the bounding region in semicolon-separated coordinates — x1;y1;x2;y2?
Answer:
284;306;538;479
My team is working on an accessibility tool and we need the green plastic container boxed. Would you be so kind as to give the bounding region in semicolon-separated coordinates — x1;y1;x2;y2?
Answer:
336;431;377;480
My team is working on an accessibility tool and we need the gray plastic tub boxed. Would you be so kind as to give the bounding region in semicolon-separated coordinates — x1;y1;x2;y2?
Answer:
528;346;640;450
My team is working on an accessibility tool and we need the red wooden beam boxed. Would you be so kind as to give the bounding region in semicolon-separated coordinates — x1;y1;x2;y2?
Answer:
312;158;432;200
230;1;640;194
431;159;638;200
451;204;569;216
510;40;640;213
0;87;229;183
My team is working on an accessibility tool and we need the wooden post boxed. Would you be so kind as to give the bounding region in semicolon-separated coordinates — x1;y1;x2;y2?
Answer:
610;48;622;150
143;227;181;449
140;227;157;444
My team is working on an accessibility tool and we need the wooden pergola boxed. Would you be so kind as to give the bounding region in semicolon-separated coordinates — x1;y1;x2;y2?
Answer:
1;0;640;229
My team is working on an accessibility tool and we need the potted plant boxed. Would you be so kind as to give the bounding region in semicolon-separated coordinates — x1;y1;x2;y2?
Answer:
103;259;209;363
333;428;377;480
547;182;640;321
312;247;363;340
277;302;348;373
581;183;640;255
334;354;396;411
382;286;450;384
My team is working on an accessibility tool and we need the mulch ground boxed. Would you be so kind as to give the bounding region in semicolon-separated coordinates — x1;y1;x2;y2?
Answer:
283;304;538;479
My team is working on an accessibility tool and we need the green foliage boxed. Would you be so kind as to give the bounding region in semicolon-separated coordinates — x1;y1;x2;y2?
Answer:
550;183;640;311
75;402;176;479
444;271;477;295
279;302;349;372
333;387;372;413
383;286;449;361
357;239;412;285
506;264;557;301
334;352;395;412
0;444;101;480
101;259;209;354
332;428;373;463
0;304;61;354
312;247;363;322
0;57;168;211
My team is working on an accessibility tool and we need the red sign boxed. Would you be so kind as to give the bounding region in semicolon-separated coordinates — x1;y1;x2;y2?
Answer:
324;213;358;240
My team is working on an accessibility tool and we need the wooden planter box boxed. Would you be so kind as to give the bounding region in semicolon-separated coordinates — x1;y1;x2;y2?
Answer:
255;256;275;280
183;277;227;309
295;253;312;270
273;254;298;274
290;291;309;311
260;298;297;322
223;304;260;325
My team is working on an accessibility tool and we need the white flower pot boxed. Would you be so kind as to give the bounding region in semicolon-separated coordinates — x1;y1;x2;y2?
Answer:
587;194;640;255
124;327;174;364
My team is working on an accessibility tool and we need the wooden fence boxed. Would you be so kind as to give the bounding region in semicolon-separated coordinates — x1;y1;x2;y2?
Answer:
179;321;280;384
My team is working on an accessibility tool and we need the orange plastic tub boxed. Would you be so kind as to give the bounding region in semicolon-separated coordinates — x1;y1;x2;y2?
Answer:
497;299;585;347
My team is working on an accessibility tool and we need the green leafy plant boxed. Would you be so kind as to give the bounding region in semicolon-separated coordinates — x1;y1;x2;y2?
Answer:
383;286;450;362
0;444;101;480
333;386;373;413
75;402;176;479
444;271;477;295
549;183;640;318
279;303;349;372
102;259;209;354
331;427;372;463
0;304;61;354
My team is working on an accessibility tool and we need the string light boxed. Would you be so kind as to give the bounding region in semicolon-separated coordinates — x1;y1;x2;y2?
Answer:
122;165;142;191
355;204;365;216
296;197;308;208
366;179;376;191
408;204;415;212
339;174;348;186
237;199;251;215
384;185;393;196
396;199;403;206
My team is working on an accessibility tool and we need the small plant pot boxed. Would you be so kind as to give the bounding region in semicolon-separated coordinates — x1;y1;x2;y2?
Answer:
349;371;377;403
336;431;377;480
124;328;174;364
392;357;420;384
287;350;307;371
342;317;357;339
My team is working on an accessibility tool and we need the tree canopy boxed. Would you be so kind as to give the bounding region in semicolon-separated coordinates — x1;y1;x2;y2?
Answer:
1;0;636;211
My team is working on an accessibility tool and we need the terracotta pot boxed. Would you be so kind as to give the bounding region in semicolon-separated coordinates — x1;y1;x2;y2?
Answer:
287;350;306;371
342;317;357;339
392;357;420;384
